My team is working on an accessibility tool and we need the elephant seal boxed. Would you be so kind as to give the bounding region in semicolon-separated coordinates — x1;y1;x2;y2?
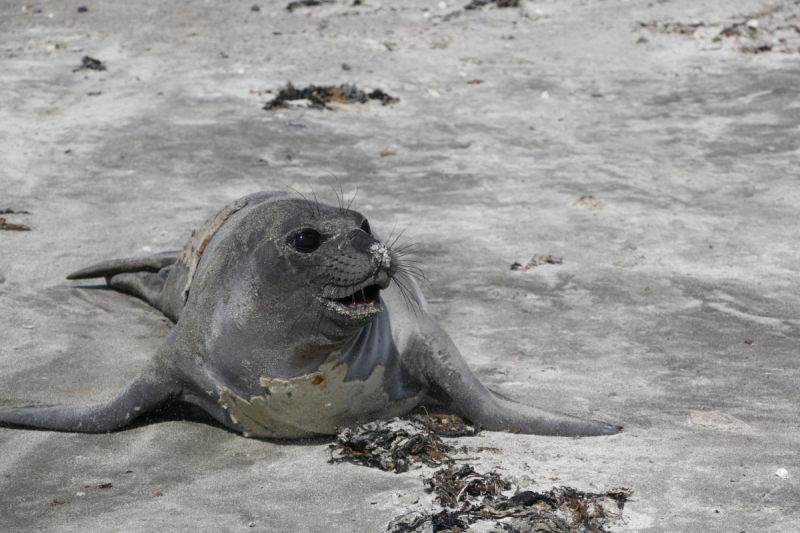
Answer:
0;191;619;437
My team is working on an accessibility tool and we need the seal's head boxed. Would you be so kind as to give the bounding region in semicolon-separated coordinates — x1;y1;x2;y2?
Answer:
187;193;400;358
278;200;398;333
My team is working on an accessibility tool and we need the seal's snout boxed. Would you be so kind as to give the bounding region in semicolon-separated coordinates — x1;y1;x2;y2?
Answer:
347;228;396;287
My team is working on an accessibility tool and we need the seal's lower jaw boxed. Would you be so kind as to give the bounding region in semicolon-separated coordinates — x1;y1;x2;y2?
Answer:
321;285;383;326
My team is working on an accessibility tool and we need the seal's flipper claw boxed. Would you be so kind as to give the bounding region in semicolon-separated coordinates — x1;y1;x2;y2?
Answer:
66;251;181;280
0;374;178;433
418;324;621;437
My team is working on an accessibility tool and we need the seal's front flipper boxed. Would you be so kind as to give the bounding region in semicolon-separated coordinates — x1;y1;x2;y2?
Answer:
0;373;178;433
66;251;180;281
416;324;621;437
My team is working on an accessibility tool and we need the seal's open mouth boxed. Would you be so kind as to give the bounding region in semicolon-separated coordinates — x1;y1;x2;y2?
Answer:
322;282;385;322
335;285;380;308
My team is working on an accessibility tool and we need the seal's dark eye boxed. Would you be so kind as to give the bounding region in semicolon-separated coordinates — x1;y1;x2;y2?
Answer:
360;219;371;235
291;230;322;253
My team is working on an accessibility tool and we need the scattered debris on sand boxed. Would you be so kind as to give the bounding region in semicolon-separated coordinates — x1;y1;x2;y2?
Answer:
572;195;605;210
0;218;31;231
73;56;106;72
637;3;800;54
613;246;647;269
329;418;457;473
0;209;31;215
715;21;759;40
389;465;632;533
637;21;706;35
83;482;114;492
511;254;562;271
740;43;775;54
21;5;43;15
263;83;398;110
526;254;562;270
286;0;334;12
366;88;398;105
465;0;519;10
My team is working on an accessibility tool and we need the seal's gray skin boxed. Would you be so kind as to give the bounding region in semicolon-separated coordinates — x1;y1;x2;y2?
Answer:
0;192;620;437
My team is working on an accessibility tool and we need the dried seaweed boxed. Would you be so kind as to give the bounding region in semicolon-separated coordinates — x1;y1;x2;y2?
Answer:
263;83;398;110
389;465;632;533
286;0;333;12
465;0;519;10
329;418;455;473
0;218;31;231
73;56;106;72
523;254;562;270
408;413;479;438
427;465;512;507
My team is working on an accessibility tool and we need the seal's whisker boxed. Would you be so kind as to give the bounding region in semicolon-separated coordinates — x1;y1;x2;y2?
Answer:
395;259;425;273
396;271;423;303
331;173;346;213
393;250;424;260
322;174;343;213
396;268;431;292
346;185;359;211
305;181;322;217
396;264;426;281
392;272;422;318
384;219;399;245
392;239;422;254
396;265;429;285
392;245;423;259
394;278;414;315
388;223;412;249
284;183;319;220
395;258;427;266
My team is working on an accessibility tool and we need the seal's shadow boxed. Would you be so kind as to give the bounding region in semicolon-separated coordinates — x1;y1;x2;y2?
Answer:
133;402;333;445
0;402;332;446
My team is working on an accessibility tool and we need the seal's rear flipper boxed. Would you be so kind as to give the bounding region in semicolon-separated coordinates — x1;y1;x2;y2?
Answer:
67;251;184;320
66;251;181;281
418;324;621;437
0;374;178;433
